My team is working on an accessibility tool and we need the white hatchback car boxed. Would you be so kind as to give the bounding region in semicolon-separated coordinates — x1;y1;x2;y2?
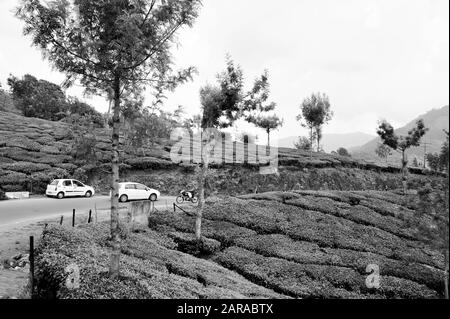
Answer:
46;179;95;199
116;182;160;203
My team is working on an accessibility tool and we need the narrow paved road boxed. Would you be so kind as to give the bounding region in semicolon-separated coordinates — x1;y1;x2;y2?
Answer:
0;195;176;228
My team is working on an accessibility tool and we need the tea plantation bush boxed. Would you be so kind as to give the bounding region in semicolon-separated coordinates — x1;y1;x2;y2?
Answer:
33;224;283;299
35;189;446;298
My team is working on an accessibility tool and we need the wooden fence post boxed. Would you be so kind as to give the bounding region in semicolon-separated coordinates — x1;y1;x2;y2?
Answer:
59;215;64;225
173;203;176;212
88;210;92;223
29;236;34;298
72;209;75;227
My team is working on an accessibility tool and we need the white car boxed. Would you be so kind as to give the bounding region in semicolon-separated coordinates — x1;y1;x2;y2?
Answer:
46;179;95;199
115;182;160;203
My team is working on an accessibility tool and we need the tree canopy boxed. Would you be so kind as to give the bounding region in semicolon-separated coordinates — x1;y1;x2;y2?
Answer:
7;74;67;120
377;119;428;193
337;147;350;157
426;131;449;172
17;0;201;96
294;136;312;151
297;92;333;152
377;120;428;152
375;143;392;162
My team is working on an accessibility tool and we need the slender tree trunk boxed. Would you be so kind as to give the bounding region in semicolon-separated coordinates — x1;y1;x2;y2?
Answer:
195;162;207;241
317;131;320;153
109;76;121;279
401;150;408;194
445;247;449;299
195;130;207;241
267;129;270;147
309;127;313;160
445;162;449;299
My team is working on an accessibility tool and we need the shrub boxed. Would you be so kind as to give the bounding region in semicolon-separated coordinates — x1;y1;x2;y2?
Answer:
34;223;281;299
5;138;42;152
203;196;443;269
0;161;51;174
0;171;28;184
0;188;7;200
40;145;61;155
213;246;439;299
53;163;78;172
337;147;351;157
125;157;175;170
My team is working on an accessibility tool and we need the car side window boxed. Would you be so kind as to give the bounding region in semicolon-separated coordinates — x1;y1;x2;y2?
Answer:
73;181;84;187
125;184;136;190
135;184;147;190
63;180;72;187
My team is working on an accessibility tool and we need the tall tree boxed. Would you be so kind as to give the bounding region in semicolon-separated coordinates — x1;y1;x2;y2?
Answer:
427;153;442;171
17;0;201;278
243;71;281;146
297;92;333;155
7;74;67;120
195;57;273;241
377;119;428;193
195;57;244;241
375;143;392;163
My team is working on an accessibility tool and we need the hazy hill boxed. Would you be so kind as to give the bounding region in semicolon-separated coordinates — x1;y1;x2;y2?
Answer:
277;132;375;152
351;105;449;165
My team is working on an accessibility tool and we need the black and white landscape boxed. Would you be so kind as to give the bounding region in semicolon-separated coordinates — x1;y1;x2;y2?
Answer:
0;0;448;303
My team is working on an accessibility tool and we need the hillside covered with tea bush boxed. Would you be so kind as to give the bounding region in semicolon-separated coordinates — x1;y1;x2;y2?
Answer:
0;110;442;195
34;190;446;299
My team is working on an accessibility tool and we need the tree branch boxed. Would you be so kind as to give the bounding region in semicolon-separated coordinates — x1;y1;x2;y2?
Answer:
123;18;185;70
49;35;103;69
140;0;157;29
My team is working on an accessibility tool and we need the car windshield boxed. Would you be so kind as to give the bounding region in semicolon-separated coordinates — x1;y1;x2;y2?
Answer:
50;180;59;185
135;184;147;190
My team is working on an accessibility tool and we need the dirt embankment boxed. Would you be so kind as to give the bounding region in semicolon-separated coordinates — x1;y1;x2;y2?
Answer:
33;190;445;299
1;110;441;196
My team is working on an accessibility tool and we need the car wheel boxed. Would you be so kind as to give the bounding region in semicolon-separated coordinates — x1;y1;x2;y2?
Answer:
57;192;64;199
85;191;92;198
119;194;128;203
149;194;157;202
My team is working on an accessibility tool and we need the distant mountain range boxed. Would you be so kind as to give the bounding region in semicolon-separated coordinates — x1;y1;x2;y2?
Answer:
350;105;449;165
277;132;376;152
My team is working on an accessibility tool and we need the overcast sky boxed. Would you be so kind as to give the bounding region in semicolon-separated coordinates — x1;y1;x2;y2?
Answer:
0;0;448;140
